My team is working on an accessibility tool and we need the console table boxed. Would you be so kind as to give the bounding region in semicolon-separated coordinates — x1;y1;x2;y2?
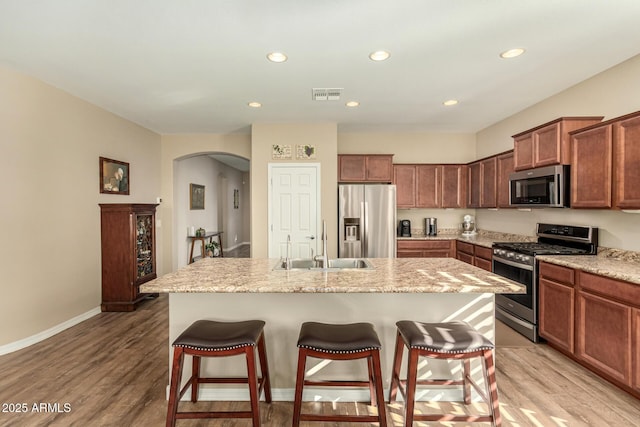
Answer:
187;231;224;264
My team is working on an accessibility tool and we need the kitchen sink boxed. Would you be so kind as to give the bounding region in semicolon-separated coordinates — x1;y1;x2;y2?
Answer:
273;258;374;271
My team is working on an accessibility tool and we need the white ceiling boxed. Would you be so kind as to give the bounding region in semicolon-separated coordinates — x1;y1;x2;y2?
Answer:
1;1;639;134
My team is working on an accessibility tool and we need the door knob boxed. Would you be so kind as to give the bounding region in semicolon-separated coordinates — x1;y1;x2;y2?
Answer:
306;236;315;240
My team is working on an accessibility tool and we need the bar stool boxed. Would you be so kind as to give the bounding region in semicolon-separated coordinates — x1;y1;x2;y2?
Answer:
166;320;272;427
292;321;387;426
389;320;501;427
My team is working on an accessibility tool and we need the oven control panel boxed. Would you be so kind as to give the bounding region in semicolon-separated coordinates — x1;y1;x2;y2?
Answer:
493;248;533;267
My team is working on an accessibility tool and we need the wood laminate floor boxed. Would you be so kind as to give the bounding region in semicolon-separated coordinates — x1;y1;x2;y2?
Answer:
1;294;638;426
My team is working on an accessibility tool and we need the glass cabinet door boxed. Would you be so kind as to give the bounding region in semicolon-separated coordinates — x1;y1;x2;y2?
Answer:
136;214;154;280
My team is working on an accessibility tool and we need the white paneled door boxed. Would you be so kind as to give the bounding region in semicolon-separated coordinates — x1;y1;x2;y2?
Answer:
268;164;320;259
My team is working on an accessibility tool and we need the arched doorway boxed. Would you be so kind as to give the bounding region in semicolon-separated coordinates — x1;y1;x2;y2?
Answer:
173;152;250;268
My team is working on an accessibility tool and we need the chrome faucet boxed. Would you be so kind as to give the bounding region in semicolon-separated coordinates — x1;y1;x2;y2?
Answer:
314;220;328;268
285;234;292;270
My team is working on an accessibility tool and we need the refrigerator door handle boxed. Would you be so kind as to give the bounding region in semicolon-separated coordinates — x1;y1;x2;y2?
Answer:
362;201;368;257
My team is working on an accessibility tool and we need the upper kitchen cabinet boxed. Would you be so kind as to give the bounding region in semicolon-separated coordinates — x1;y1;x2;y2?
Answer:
394;164;416;208
571;124;613;208
440;164;467;208
571;111;640;209
468;156;497;208
512;117;604;171
497;151;515;208
338;154;393;182
614;113;640;208
393;164;467;209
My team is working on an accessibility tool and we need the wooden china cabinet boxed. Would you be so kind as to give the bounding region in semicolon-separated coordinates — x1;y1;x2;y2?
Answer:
99;203;159;311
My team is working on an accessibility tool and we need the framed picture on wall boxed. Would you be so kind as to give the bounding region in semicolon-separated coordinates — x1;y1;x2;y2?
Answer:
190;183;205;210
99;157;130;195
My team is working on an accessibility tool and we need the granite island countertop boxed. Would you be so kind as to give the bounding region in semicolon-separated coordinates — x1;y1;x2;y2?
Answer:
140;257;525;294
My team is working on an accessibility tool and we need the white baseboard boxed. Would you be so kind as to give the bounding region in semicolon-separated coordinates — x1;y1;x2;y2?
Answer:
0;306;101;356
168;385;476;402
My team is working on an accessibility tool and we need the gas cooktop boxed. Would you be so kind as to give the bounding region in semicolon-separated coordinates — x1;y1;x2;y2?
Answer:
492;223;598;257
492;241;590;256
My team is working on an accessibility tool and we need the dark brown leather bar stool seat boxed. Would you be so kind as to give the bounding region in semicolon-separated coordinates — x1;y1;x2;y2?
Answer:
166;320;272;427
389;320;502;427
292;322;387;426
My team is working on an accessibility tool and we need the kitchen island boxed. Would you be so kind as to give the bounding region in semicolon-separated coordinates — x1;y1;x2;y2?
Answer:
141;257;524;402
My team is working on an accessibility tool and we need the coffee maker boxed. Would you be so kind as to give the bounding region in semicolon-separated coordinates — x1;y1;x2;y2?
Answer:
398;219;411;237
425;217;437;236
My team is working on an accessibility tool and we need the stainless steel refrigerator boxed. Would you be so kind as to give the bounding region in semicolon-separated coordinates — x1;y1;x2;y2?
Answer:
338;184;397;258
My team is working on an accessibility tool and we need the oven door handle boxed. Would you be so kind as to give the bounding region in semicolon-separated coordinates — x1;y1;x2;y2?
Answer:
493;258;534;272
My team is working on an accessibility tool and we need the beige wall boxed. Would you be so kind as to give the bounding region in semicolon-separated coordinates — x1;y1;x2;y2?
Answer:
0;66;161;347
159;134;251;272
338;132;477;163
475;55;640;251
251;123;338;258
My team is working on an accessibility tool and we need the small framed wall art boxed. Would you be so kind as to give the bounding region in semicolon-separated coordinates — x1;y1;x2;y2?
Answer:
272;144;292;159
296;144;316;159
100;157;130;195
190;183;205;210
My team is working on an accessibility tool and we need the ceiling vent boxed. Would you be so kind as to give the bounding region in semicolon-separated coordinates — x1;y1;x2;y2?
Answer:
312;88;342;101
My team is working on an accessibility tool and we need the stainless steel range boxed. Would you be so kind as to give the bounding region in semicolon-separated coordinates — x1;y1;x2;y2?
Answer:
492;223;598;342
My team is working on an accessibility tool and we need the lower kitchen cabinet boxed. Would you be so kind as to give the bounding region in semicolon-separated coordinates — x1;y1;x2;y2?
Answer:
473;245;492;272
577;271;636;388
538;261;640;398
577;290;632;385
397;240;454;258
455;241;492;271
539;262;576;353
635;308;640;393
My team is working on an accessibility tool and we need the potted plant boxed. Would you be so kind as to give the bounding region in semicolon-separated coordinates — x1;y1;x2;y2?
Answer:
205;241;220;257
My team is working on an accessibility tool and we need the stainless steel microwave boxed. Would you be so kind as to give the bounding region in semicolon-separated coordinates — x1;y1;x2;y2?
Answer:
509;165;570;208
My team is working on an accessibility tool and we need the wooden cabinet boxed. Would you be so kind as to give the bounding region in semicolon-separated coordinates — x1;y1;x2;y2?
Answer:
441;165;467;208
338;154;393;182
467;157;497;208
635;308;640;393
393;164;466;209
416;165;440;208
614;114;640;208
393;164;416;208
497;151;514;208
455;241;491;270
100;203;158;312
455;241;474;265
570;125;613;208
473;245;492;272
539;262;576;353
570;111;640;209
397;239;454;258
577;283;632;386
512;117;603;171
538;261;640;398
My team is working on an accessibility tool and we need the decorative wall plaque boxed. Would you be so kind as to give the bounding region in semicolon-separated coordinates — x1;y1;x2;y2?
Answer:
271;144;292;159
296;144;316;159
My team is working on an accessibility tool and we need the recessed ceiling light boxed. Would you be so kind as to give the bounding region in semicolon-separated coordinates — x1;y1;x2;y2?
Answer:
500;48;525;59
267;52;288;63
346;101;360;107
369;50;390;61
247;101;262;108
443;99;458;106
